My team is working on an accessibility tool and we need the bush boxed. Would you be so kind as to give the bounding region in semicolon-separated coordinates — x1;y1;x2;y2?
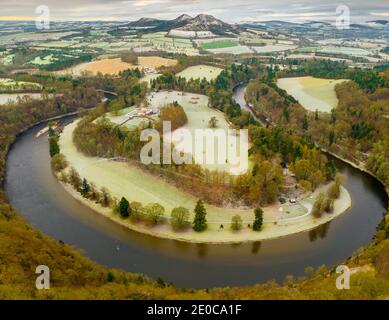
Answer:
51;153;68;172
231;215;243;231
100;187;112;207
68;167;82;190
130;201;144;221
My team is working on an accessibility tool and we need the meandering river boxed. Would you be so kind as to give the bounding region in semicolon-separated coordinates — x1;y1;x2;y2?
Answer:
4;86;387;288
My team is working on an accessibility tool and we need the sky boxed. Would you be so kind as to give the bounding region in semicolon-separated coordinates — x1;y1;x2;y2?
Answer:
0;0;388;23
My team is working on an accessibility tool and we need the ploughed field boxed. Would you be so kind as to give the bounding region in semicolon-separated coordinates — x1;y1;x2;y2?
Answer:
276;76;348;113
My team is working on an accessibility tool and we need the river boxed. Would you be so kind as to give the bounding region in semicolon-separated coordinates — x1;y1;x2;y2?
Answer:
3;87;387;288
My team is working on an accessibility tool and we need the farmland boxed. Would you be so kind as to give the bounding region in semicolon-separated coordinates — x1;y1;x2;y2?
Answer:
277;76;348;113
201;40;239;49
0;78;42;92
57;56;177;76
177;65;224;81
57;58;134;75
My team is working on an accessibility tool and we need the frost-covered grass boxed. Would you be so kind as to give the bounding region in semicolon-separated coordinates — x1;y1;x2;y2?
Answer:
177;65;223;81
0;78;42;91
277;76;348;113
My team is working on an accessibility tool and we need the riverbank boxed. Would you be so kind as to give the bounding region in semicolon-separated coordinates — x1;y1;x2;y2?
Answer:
58;119;352;244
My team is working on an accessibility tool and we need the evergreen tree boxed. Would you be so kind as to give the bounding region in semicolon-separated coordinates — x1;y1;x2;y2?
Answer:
49;138;60;158
81;178;90;197
302;114;309;130
193;200;207;232
119;197;130;218
253;208;263;231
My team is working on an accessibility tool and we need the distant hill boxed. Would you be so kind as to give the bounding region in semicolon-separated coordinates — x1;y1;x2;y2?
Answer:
126;13;240;36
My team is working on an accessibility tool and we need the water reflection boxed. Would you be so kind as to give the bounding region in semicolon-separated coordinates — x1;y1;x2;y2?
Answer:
308;222;332;242
251;241;262;254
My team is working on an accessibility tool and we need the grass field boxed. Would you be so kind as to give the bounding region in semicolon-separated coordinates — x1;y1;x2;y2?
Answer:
277;76;348;113
205;46;253;55
61;120;253;220
201;40;239;49
252;44;297;53
177;65;223;81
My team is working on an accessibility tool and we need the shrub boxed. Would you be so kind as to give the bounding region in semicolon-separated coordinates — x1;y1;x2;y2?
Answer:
51;153;68;172
231;215;243;231
130;201;144;221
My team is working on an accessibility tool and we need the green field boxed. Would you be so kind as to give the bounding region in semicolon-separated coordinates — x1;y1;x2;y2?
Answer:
201;40;239;49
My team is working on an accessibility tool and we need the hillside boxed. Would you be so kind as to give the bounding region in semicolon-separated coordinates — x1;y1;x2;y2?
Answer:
127;13;240;36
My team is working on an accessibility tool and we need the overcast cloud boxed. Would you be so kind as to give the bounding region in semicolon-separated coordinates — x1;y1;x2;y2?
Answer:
0;0;388;23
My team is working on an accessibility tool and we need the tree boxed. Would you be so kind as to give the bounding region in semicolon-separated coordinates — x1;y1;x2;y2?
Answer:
193;200;207;232
130;201;143;221
145;203;165;225
208;116;218;128
81;178;90;197
312;192;326;218
49;138;60;157
171;207;190;230
119;197;130;218
253;208;263;231
231;215;243;231
302;114;309;130
100;187;111;207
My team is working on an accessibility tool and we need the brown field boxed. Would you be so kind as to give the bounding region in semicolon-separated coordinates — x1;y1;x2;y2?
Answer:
58;58;134;76
58;56;177;76
138;56;177;68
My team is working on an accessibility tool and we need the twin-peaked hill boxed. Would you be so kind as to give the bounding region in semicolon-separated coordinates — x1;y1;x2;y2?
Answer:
126;14;241;37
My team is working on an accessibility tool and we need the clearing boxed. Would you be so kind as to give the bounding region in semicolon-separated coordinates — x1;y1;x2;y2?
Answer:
177;65;223;81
